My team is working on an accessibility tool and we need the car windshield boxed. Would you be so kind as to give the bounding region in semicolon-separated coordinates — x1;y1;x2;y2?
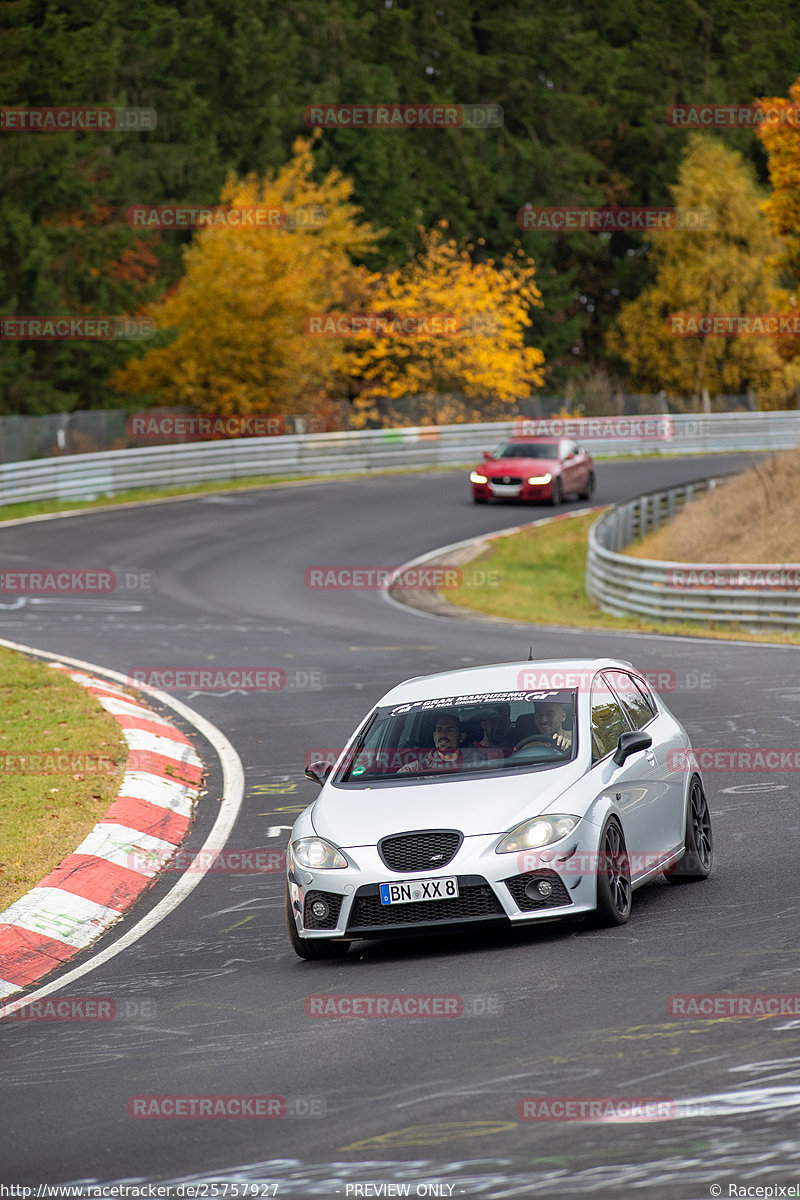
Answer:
495;442;559;459
334;690;578;784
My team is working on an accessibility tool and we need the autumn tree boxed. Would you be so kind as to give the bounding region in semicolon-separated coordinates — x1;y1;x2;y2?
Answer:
754;78;800;405
606;136;788;408
339;226;545;427
111;136;380;414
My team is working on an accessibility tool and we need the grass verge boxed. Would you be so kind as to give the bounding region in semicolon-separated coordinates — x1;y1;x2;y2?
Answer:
0;649;127;910
445;511;800;646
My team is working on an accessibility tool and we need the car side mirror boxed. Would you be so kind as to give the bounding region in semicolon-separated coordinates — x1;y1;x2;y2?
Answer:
304;759;333;787
482;450;493;460
612;730;652;767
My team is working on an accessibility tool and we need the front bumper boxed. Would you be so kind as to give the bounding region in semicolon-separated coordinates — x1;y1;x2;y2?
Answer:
287;834;598;940
472;480;555;502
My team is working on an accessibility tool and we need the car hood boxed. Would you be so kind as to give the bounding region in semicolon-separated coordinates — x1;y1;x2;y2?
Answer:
310;761;585;845
482;456;559;475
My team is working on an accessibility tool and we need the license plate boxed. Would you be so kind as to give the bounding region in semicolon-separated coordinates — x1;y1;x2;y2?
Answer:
379;877;459;905
490;484;521;497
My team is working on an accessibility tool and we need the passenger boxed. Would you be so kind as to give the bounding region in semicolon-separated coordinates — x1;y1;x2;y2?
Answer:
396;711;487;773
472;705;512;759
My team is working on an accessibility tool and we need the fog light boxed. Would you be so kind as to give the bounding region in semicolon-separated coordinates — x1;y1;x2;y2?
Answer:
311;899;329;920
537;880;553;897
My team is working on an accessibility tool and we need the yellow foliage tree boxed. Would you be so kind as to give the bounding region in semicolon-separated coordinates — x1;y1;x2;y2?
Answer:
755;79;800;404
606;135;790;409
338;226;545;427
111;135;381;415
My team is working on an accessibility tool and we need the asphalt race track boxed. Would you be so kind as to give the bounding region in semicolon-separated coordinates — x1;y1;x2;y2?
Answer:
1;452;799;1199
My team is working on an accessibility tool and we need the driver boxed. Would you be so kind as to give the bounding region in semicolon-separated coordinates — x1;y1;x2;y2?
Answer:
396;711;487;773
530;701;572;752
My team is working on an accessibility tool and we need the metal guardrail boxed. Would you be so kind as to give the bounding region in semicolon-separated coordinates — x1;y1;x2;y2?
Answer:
586;477;800;629
1;410;800;509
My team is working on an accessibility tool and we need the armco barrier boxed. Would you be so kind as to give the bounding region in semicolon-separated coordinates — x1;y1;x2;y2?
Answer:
586;478;800;629
1;410;800;508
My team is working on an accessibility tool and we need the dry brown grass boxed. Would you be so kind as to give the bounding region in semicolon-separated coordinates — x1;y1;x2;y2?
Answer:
628;447;800;563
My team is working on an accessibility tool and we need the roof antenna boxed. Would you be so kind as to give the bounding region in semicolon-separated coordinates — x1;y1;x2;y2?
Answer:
528;646;534;661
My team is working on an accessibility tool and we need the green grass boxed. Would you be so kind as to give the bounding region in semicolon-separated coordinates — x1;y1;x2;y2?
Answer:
0;649;127;909
446;510;800;645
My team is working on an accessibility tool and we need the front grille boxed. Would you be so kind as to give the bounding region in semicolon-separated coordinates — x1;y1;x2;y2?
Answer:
304;890;343;929
492;475;523;485
504;870;572;911
379;830;462;873
347;876;505;932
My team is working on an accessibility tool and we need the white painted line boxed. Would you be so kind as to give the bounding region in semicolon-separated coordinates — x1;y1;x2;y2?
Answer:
121;727;198;760
2;888;121;948
118;771;198;815
56;668;132;700
73;824;177;875
96;696;162;720
0;979;20;999
0;638;245;1017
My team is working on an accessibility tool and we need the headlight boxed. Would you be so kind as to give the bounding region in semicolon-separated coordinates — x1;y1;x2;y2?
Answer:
527;473;552;485
470;472;488;484
291;837;348;869
496;815;578;853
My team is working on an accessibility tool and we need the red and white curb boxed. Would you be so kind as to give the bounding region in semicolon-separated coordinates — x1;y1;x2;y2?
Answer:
0;666;204;1001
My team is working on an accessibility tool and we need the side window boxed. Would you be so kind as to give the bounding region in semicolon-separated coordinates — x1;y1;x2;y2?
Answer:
612;673;656;731
632;675;658;715
590;675;631;763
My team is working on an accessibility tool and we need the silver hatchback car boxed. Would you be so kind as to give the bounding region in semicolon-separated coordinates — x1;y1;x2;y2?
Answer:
286;658;712;959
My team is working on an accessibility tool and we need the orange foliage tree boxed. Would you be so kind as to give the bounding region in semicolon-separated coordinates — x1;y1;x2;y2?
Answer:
111;135;380;415
755;80;800;403
339;226;545;427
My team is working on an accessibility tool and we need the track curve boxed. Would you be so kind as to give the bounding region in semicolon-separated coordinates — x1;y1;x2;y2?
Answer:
1;454;798;1199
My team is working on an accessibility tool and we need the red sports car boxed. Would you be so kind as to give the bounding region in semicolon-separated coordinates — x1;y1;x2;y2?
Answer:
469;436;595;505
